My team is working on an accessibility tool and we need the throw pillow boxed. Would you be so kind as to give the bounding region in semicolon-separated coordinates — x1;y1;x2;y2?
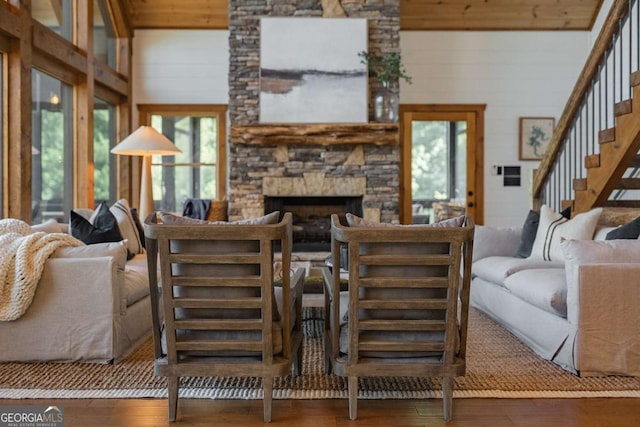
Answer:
91;199;144;256
514;210;539;258
159;210;280;225
345;213;465;228
70;203;124;246
605;216;640;240
528;205;602;263
514;208;570;258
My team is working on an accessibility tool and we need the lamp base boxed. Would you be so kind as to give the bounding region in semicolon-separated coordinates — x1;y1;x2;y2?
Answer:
139;155;155;221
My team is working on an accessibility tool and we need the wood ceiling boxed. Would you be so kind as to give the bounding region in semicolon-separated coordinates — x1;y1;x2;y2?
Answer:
121;0;605;31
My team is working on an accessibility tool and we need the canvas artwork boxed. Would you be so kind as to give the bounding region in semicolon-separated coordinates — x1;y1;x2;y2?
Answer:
259;17;368;124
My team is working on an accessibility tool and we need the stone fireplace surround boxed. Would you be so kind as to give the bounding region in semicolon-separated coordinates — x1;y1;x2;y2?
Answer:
228;138;400;224
227;0;401;226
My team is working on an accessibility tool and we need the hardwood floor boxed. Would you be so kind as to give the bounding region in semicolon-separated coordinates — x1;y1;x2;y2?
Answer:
2;398;639;426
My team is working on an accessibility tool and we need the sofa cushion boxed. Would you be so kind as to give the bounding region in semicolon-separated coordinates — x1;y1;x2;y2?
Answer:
562;239;640;324
472;256;563;287
345;213;465;228
123;254;150;307
503;268;567;317
528;205;602;262
51;240;127;270
159;210;279;225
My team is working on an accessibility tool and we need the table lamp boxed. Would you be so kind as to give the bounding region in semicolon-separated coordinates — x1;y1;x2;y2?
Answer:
111;126;182;220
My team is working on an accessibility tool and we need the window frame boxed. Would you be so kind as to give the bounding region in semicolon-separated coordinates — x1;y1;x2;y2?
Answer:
138;104;228;208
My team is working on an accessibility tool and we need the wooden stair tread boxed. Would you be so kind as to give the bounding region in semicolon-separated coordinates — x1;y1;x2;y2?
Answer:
599;128;616;143
614;99;632;116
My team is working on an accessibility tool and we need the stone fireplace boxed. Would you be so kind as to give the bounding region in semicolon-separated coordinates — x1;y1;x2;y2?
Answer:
265;194;363;251
227;0;401;229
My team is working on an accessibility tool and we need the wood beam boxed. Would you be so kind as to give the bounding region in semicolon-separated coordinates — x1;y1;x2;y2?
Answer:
230;124;400;146
7;0;32;221
32;20;86;73
74;0;94;208
116;36;132;203
0;2;21;38
106;0;132;39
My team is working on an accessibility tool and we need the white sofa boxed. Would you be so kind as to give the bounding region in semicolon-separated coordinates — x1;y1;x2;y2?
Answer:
0;233;151;363
470;223;640;377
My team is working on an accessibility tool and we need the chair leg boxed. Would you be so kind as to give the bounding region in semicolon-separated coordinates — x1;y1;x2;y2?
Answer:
263;376;273;423
168;376;179;422
293;341;304;377
348;376;358;420
441;376;453;422
323;334;332;375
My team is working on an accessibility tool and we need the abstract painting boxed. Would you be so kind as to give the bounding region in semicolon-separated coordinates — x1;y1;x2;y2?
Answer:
259;17;368;124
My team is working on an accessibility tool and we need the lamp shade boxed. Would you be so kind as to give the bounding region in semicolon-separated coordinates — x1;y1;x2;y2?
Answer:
111;126;182;156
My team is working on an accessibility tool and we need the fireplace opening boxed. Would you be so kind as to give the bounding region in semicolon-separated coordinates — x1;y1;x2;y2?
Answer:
265;196;363;252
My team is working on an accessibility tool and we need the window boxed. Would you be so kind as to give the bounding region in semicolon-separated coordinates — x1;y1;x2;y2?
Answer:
93;0;116;68
0;52;3;217
139;105;226;214
31;69;73;223
32;0;73;41
411;120;467;218
94;97;117;206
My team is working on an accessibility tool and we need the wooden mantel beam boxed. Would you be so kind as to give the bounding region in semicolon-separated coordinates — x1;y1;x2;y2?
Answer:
230;124;399;146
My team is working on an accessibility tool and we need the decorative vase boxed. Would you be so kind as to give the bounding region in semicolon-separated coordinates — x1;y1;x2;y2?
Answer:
373;81;399;123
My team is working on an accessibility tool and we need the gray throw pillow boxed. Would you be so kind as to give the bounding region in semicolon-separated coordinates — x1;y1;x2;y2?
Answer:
605;216;640;240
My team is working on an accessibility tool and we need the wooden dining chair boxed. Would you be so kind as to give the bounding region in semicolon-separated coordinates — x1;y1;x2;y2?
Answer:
321;214;474;421
144;212;304;423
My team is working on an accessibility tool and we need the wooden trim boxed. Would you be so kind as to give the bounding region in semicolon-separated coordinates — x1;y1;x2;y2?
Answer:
106;0;132;39
399;104;486;225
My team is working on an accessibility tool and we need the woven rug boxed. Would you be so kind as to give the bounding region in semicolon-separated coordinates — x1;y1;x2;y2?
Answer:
1;308;640;400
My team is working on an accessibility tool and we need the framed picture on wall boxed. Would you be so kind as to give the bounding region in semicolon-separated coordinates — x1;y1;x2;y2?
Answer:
519;117;555;161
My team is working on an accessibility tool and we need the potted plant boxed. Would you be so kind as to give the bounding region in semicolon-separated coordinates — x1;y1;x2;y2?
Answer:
358;51;413;86
358;51;412;123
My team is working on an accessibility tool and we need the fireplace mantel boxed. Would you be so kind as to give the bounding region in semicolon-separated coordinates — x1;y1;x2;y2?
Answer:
230;123;399;146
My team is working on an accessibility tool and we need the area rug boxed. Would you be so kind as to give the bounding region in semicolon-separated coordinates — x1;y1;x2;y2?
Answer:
1;308;640;400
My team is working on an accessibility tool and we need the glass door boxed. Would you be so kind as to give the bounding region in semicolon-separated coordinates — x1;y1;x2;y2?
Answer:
401;107;484;225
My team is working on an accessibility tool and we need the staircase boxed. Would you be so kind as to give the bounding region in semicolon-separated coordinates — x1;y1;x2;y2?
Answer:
533;0;640;215
572;70;640;213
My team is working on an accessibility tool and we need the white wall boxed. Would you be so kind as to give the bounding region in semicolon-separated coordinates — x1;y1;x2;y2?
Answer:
131;28;596;227
400;31;590;226
131;30;229;125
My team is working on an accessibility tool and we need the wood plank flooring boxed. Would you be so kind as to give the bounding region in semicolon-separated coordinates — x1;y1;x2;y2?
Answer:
2;398;639;426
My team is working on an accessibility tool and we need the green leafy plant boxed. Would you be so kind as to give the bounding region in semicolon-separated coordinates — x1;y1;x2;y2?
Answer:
358;51;412;85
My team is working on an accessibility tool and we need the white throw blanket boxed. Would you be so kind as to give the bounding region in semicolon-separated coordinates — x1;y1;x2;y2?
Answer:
0;219;83;321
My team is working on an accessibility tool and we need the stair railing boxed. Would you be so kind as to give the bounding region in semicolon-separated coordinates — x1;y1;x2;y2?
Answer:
532;0;638;212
